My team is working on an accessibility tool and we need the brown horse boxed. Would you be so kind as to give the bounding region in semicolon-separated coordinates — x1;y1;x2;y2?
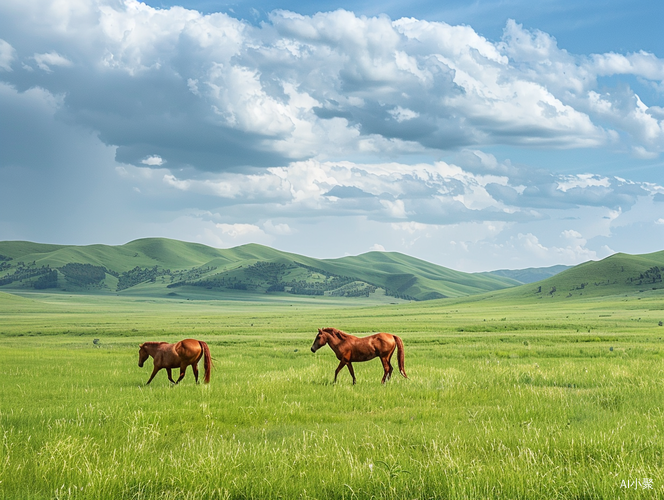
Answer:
138;339;212;385
310;327;407;384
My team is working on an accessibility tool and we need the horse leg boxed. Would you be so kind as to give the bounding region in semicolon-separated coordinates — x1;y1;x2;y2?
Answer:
380;357;392;384
386;355;394;381
385;344;397;382
347;362;357;385
166;368;176;384
192;363;200;384
145;366;161;385
333;361;345;383
175;365;187;384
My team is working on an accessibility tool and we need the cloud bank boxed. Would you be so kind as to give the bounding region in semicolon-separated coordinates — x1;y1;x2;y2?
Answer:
1;2;663;170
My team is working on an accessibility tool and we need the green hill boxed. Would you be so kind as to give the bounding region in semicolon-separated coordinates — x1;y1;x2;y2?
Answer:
0;238;520;301
485;264;570;284
472;251;664;304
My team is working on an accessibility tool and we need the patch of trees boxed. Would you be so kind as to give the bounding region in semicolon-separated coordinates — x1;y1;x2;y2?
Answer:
245;262;288;284
328;282;377;297
293;263;333;276
627;267;662;286
59;263;107;287
283;275;356;295
0;265;52;286
0;254;12;262
167;261;364;296
288;287;324;296
169;265;216;284
226;282;248;290
161;259;421;300
34;270;59;289
169;274;255;291
383;290;419;301
117;266;166;291
643;266;661;282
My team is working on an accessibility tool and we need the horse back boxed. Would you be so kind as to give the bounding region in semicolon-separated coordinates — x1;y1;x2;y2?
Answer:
347;332;396;361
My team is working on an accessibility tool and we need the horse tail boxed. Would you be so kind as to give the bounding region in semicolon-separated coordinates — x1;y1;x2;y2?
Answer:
199;341;213;384
394;335;407;378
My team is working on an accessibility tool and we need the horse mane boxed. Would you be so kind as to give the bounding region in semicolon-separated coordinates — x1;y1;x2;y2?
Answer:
140;341;169;347
322;327;348;339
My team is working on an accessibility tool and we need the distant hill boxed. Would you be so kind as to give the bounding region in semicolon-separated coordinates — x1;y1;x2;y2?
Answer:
0;238;520;301
485;265;571;284
482;251;664;302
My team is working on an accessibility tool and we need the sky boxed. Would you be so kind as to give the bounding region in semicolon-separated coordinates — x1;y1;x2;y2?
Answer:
0;0;663;272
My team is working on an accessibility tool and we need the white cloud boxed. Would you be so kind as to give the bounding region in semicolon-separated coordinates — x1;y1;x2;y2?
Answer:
557;174;610;192
391;221;430;234
141;155;164;166
389;106;419;122
591;51;664;81
632;146;660;160
163;172;290;201
155;156;660;228
369;243;386;251
0;39;15;71
215;223;264;238
515;232;600;265
380;199;407;219
1;3;662;171
562;229;583;239
263;220;293;235
33;52;73;72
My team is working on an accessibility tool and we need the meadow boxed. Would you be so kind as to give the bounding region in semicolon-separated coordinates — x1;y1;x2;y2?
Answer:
1;290;663;499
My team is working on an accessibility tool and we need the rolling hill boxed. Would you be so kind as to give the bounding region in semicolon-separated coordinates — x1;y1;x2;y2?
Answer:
0;238;520;301
485;264;571;284
526;251;664;299
2;238;660;304
470;250;664;304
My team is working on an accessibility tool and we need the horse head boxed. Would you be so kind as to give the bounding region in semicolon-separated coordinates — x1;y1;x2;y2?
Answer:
138;344;149;367
310;328;328;353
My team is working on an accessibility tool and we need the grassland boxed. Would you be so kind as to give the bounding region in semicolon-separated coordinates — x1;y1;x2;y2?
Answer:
1;289;663;499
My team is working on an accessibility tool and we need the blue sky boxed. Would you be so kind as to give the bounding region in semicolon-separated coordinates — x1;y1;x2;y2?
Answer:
0;0;663;271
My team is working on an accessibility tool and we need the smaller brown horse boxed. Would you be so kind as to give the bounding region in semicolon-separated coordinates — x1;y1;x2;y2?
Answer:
310;327;407;384
138;339;212;385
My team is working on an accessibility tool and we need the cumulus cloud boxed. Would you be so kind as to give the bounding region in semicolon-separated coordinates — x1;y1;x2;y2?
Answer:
513;232;601;265
263;220;293;235
154;156;661;230
0;40;15;71
33;52;73;72
1;1;663;174
142;155;164;166
215;223;264;238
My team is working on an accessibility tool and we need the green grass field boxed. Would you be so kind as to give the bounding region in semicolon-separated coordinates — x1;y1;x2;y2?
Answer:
1;290;663;499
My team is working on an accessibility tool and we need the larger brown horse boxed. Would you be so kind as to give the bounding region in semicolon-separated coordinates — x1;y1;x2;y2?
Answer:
310;327;407;384
138;339;212;385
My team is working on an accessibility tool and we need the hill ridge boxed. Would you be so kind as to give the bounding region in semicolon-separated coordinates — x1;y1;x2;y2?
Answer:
2;238;662;303
0;238;519;301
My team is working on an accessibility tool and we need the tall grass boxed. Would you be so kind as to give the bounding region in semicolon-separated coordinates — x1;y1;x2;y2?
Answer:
1;292;663;498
